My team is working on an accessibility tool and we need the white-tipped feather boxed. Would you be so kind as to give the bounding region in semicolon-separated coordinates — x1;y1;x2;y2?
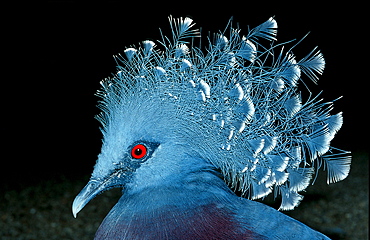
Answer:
123;48;137;61
142;40;155;56
238;38;257;62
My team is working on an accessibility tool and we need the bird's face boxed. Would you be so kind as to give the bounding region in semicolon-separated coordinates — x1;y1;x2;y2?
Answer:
72;140;161;217
72;95;198;217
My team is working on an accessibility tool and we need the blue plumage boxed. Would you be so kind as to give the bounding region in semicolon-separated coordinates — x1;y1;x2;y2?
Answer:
73;16;351;239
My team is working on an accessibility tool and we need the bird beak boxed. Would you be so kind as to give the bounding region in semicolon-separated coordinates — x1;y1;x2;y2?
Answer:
72;179;103;218
72;171;124;218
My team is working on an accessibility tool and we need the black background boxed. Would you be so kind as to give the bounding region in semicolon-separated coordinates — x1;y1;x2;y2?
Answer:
2;2;367;189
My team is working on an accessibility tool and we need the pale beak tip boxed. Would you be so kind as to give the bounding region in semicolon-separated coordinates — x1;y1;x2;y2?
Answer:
72;200;81;218
72;210;78;218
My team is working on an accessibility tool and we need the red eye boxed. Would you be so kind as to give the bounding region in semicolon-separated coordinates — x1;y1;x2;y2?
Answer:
131;144;147;159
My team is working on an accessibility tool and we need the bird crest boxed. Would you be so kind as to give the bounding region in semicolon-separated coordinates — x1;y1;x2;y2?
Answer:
95;16;351;210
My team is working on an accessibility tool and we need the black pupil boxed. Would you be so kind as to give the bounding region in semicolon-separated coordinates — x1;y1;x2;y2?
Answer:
134;148;142;156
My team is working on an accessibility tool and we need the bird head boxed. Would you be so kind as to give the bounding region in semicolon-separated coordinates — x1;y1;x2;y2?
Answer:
72;80;222;217
72;97;181;215
73;16;351;217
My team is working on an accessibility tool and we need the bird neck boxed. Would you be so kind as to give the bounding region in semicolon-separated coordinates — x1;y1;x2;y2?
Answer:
125;152;231;199
124;162;235;210
95;163;263;239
